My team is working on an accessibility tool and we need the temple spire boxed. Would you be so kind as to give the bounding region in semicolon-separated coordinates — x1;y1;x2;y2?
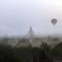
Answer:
26;26;34;39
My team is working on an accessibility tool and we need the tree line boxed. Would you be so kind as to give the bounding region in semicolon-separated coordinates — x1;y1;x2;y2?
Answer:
0;41;62;62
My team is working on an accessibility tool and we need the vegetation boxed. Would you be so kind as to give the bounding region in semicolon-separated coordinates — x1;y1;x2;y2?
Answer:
0;38;62;62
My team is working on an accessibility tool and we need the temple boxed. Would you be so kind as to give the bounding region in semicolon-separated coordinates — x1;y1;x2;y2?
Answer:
26;26;35;39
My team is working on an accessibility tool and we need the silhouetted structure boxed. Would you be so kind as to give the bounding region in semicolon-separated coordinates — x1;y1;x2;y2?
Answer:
26;26;34;39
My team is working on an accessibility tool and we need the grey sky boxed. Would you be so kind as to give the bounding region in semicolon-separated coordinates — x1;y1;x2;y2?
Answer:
0;0;62;36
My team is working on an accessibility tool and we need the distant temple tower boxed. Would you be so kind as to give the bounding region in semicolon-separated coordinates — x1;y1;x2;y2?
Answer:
26;26;34;39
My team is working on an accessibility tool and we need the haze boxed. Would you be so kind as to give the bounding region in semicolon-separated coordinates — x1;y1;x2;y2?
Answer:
0;0;62;36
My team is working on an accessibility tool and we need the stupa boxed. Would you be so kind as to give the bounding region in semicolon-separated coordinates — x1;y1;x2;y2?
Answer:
26;26;34;39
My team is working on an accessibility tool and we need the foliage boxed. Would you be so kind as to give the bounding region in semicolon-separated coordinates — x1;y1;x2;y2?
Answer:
0;44;53;62
0;38;62;62
51;42;62;59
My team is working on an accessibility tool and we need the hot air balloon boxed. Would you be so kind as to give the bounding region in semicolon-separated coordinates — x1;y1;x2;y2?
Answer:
51;19;57;26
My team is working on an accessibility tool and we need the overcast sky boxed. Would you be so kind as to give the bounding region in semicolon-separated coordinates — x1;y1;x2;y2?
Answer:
0;0;62;36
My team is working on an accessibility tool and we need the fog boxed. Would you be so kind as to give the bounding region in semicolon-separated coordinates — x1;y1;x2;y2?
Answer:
0;0;62;36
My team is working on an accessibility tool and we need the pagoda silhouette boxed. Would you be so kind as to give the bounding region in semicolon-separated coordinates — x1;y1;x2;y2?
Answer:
26;26;35;39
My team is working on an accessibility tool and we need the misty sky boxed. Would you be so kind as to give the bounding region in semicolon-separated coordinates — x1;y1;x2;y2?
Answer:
0;0;62;36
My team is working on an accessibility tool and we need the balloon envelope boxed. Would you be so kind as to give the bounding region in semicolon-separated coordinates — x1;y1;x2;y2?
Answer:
51;19;57;26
